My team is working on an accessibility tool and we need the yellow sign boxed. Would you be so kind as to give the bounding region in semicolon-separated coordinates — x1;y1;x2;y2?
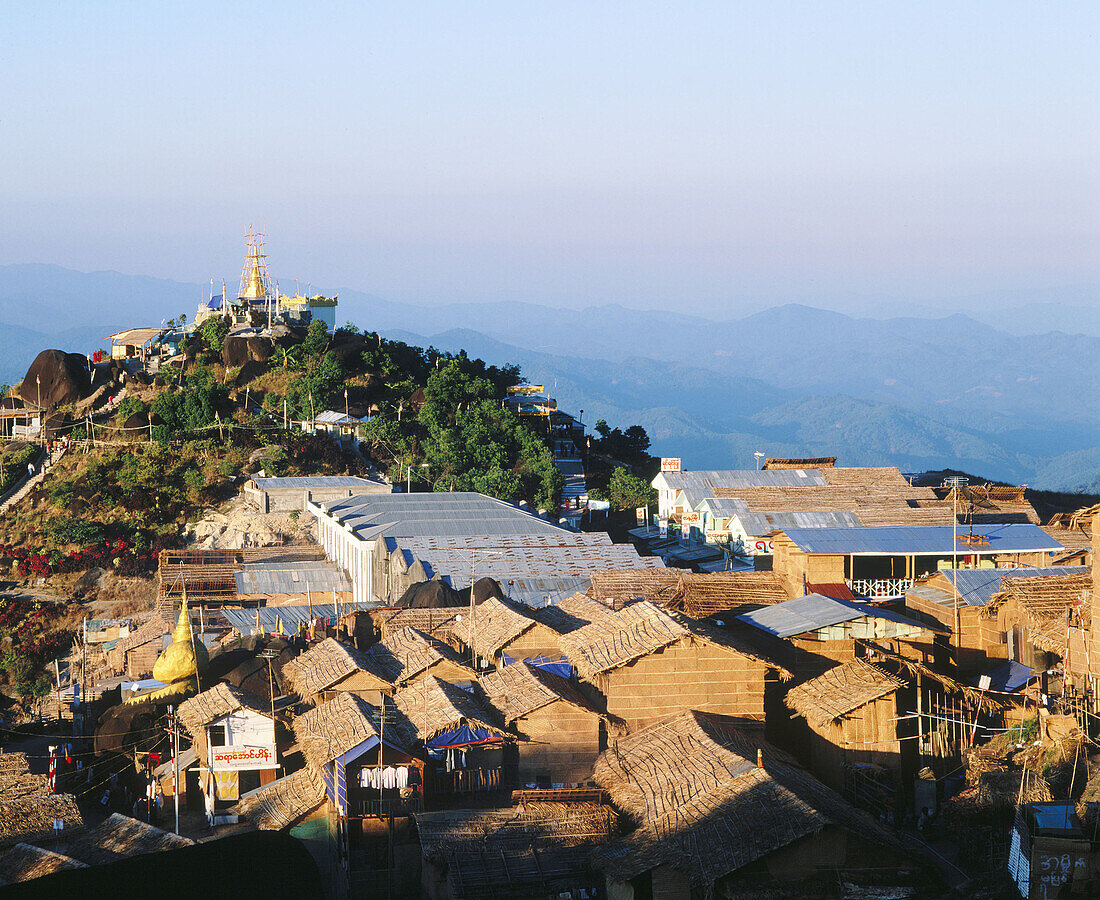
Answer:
507;385;545;395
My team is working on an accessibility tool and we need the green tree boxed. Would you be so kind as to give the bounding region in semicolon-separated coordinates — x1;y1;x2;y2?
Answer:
605;467;657;511
199;316;229;354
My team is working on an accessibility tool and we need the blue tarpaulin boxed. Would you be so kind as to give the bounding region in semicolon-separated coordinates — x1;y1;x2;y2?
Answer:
975;660;1033;693
500;653;573;678
426;725;503;749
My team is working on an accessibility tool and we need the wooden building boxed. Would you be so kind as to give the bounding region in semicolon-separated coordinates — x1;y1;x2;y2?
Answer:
558;600;788;731
591;710;918;899
770;523;1065;602
178;683;281;810
736;592;943;680
784;659;906;792
905;566;1090;674
106;615;172;678
480;661;606;786
281;629;475;706
449;596;563;668
393;676;514;797
368;607;460;646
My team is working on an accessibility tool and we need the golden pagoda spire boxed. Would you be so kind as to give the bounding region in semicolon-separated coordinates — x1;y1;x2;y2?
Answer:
126;596;209;705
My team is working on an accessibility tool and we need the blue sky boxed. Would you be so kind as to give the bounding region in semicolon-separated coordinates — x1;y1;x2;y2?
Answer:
1;1;1096;314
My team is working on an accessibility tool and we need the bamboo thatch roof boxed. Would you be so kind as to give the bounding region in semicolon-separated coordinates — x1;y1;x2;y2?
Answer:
939;484;1040;524
111;613;172;655
234;766;326;831
784;659;905;729
178;681;269;733
369;606;459;642
415;803;616;900
480;661;601;725
663;572;789;618
62;813;192;865
393;675;507;743
416;802;615;855
558;601;788;681
0;754;49;802
292;691;403;768
988;572;1093;650
0;794;83;846
373;626;475;684
591;711;899;889
530;593;617;634
450;597;543;658
0;842;85;884
587;569;683;604
763;457;837;469
282;637;376;698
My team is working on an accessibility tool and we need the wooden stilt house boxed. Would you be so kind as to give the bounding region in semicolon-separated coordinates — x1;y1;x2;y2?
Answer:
393;676;514;797
479;661;608;785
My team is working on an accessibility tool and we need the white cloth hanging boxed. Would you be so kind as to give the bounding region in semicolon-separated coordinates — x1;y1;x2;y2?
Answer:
382;766;397;789
396;766;408;789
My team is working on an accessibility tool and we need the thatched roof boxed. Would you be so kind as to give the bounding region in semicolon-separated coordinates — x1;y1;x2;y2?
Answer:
588;570;788;618
0;842;85;884
480;661;601;725
416;802;615;855
281;637;376;698
234;766;326;831
369;606;459;642
763;457;837;469
784;659;905;729
449;597;543;658
111;613;172;655
415;803;616;900
591;711;899;889
61;813;192;865
988;572;1093;652
292;691;402;768
0;754;49;802
558;601;788;681
940;483;1040;524
530;593;617;634
178;682;269;735
371;626;475;684
393;675;507;743
0;794;83;846
587;569;682;604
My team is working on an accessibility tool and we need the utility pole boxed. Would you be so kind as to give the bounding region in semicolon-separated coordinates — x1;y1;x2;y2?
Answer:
944;475;968;665
170;705;180;834
467;550;501;670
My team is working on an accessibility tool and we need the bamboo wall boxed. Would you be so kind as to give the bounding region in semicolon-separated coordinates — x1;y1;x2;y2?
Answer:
906;591;995;673
602;640;768;731
514;702;601;785
804;695;900;792
499;624;564;663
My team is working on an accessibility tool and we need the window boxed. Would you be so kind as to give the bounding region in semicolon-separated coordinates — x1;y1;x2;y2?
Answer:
208;725;227;747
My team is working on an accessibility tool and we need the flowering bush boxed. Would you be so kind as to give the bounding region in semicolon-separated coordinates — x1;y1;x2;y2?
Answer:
0;540;157;578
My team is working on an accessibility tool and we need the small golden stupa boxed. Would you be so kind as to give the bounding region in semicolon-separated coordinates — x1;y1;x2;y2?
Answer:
125;599;209;705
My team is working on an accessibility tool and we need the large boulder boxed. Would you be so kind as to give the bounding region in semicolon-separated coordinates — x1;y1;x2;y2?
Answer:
18;350;95;409
222;334;274;368
395;580;465;609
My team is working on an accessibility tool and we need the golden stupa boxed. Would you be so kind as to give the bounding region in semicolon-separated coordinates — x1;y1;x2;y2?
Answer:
125;599;209;705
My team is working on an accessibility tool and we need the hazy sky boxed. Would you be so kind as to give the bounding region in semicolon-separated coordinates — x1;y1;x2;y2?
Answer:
1;1;1097;315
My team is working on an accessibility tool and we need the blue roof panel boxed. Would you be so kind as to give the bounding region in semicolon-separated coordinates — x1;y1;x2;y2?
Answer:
737;593;934;639
780;524;1063;556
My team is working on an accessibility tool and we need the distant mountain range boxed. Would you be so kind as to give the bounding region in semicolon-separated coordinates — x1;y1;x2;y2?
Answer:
2;263;1098;493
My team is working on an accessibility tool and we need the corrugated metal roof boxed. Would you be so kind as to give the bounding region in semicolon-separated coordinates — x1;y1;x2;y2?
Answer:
235;564;352;594
502;576;593;607
780;524;1063;556
654;469;828;492
323;493;567;540
405;544;662;581
943;565;1089;607
253;476;379;490
736;593;933;639
698;498;750;517
313;410;361;424
223;603;367;634
736;510;861;535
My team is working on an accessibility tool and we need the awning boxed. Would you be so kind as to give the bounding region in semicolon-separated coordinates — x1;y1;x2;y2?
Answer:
427;725;504;750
